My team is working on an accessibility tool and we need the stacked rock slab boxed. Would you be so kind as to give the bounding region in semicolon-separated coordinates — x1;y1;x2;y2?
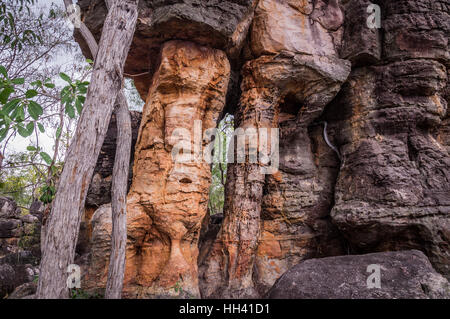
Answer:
329;0;450;279
85;41;231;298
76;0;257;99
200;0;351;298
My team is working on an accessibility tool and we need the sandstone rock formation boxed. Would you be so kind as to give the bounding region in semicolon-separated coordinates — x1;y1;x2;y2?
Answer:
77;0;450;299
328;0;450;279
0;197;41;298
200;0;351;298
84;40;230;298
76;0;257;99
268;250;450;299
86;111;142;209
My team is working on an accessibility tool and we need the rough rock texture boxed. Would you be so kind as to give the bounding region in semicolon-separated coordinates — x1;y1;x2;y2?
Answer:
0;197;40;258
76;0;257;99
85;111;142;208
76;0;450;299
0;197;40;298
328;0;450;279
268;250;450;299
7;282;37;299
84;40;230;298
200;0;351;298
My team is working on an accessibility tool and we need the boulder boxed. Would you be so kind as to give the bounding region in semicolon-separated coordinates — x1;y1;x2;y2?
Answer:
268;250;450;299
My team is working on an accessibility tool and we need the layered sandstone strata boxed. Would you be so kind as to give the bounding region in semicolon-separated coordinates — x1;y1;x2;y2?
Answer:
329;0;450;279
78;0;450;299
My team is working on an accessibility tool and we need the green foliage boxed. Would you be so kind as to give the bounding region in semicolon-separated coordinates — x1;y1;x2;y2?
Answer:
0;151;42;206
208;115;234;215
39;184;56;204
0;65;48;141
0;0;42;52
60;73;89;119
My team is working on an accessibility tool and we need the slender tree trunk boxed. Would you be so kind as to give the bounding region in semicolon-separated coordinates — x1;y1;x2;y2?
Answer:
64;0;134;300
103;0;133;300
36;0;139;299
105;93;131;299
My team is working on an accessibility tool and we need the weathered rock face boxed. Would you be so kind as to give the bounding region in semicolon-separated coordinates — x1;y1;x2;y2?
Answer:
84;40;230;298
77;0;450;299
86;111;142;208
0;197;40;258
268;250;450;299
76;0;257;99
200;0;350;298
0;197;41;298
328;0;450;279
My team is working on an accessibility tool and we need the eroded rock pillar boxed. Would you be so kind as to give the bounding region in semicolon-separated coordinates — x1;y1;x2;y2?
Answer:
85;40;230;298
200;0;351;298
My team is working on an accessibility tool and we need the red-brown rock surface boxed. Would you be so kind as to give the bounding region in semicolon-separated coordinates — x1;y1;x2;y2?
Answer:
77;0;449;299
84;41;230;298
200;0;351;298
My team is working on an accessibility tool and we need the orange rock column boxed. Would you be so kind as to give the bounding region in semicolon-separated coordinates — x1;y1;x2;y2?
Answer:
122;40;230;298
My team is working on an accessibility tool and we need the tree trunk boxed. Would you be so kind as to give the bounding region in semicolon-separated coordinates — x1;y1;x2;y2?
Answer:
105;92;131;299
36;0;139;299
64;0;134;299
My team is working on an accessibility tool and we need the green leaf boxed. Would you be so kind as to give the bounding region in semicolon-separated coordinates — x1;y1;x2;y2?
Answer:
30;80;42;87
78;86;87;94
0;126;9;142
27;145;37;152
75;97;83;114
11;105;25;122
44;82;55;89
65;103;75;119
59;72;71;84
25;89;38;99
2;98;20;114
86;59;93;64
40;151;52;165
11;78;25;85
17;124;32;137
0;87;14;104
37;122;45;133
56;126;62;139
28;101;43;120
77;95;85;104
26;121;34;134
0;65;7;78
